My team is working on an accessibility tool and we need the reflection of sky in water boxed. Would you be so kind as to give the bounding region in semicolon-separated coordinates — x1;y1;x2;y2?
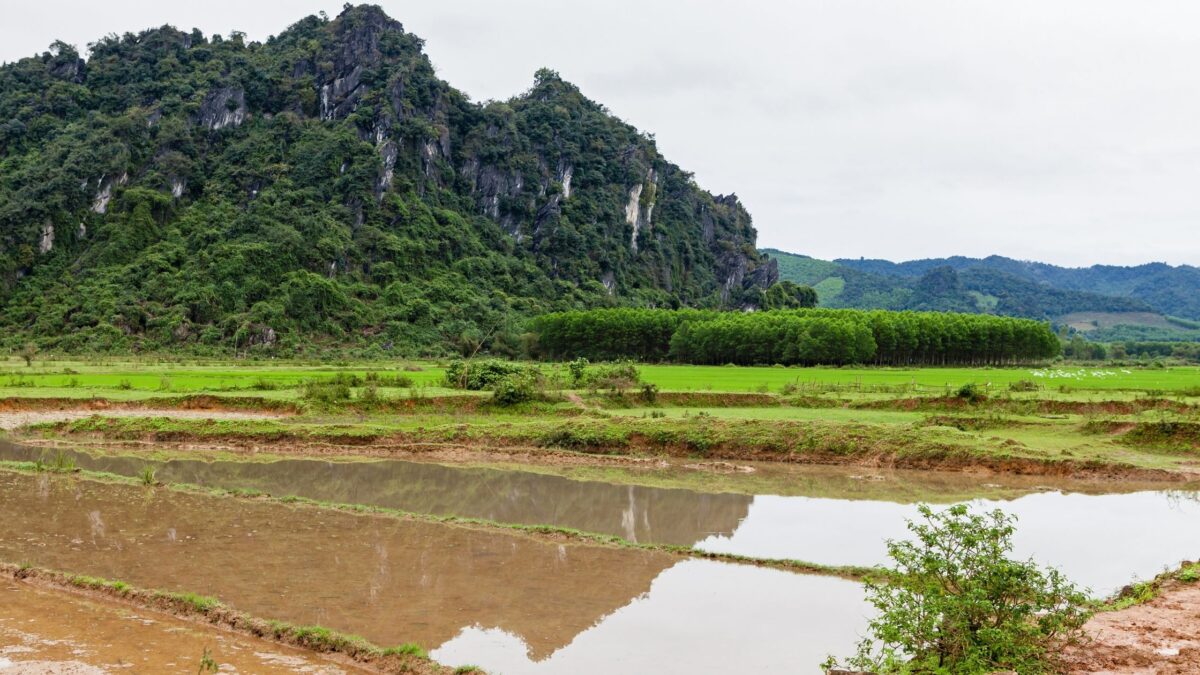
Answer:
697;491;1200;594
431;559;871;675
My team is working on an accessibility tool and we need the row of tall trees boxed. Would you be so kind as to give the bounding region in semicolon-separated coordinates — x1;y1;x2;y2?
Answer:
530;308;1060;366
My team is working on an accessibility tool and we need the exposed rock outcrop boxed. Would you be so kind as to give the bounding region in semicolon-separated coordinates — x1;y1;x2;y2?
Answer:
197;87;247;130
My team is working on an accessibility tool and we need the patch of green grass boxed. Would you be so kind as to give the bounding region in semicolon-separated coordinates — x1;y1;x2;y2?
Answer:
159;591;223;613
1177;564;1200;583
382;643;428;658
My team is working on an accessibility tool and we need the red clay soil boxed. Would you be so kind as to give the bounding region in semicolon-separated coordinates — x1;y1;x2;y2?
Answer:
1065;581;1200;674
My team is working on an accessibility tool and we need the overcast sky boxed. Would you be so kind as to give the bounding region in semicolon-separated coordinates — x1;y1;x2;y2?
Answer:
5;1;1200;267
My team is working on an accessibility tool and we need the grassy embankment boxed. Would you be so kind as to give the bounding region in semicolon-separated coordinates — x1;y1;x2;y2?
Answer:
1;358;1197;478
0;559;453;674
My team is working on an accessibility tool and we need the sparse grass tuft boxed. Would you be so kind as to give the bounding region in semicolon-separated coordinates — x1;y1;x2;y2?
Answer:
197;646;219;673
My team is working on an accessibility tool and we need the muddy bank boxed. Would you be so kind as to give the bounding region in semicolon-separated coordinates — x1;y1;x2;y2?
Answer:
0;408;286;431
30;422;1190;483
0;570;368;674
0;394;298;413
1065;573;1200;674
0;564;441;674
855;395;1198;416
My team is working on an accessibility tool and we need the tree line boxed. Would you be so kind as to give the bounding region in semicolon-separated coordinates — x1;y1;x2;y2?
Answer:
529;308;1061;366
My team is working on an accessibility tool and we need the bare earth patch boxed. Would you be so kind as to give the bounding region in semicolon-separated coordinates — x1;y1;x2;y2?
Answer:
1066;581;1200;674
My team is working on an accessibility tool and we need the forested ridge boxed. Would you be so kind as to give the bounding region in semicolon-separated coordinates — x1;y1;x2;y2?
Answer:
831;253;1200;321
0;4;781;356
765;249;1157;321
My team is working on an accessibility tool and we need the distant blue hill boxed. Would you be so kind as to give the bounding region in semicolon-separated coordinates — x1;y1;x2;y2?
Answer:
763;249;1200;341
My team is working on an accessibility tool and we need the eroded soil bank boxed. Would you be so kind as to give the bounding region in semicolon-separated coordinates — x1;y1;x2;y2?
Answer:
1066;578;1200;673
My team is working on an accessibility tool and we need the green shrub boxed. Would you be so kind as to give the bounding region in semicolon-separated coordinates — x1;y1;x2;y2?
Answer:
302;377;352;404
1008;379;1041;392
956;382;987;403
491;372;538;406
1177;564;1200;583
567;357;590;385
639;382;659;404
824;505;1089;674
581;361;641;390
445;359;531;390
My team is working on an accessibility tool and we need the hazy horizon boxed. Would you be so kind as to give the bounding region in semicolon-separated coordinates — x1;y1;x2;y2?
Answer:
4;1;1199;268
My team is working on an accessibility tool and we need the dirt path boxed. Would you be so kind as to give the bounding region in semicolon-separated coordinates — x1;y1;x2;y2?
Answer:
1066;580;1200;673
0;409;282;431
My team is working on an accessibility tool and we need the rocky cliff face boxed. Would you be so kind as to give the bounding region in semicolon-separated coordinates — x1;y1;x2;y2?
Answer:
0;4;776;352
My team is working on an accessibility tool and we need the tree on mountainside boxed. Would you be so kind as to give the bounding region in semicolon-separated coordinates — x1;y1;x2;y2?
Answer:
761;281;818;310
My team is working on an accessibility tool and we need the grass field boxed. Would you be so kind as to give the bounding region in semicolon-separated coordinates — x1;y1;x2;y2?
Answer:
0;356;1197;481
2;358;1197;400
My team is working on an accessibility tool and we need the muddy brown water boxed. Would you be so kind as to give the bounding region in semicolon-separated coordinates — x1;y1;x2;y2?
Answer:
0;471;869;674
0;578;354;673
0;442;752;547
2;441;1197;594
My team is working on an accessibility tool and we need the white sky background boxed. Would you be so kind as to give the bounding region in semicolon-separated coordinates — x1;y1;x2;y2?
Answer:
4;1;1200;267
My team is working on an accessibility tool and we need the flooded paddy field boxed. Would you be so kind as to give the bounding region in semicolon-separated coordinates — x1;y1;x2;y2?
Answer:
2;438;1199;672
0;469;869;673
4;441;1197;596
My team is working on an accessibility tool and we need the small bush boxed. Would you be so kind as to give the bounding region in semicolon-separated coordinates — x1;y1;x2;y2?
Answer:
581;361;641;391
18;343;37;367
1177;564;1200;583
250;377;279;391
956;382;987;403
117;379;133;391
302;377;352;404
824;505;1089;674
491;372;538;406
445;359;530;390
567;357;590;386
639;382;659;404
1008;379;1041;392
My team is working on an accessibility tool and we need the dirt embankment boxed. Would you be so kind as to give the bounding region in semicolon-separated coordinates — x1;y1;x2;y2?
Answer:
1066;575;1200;674
0;563;449;674
23;419;1191;483
856;396;1197;416
0;396;296;431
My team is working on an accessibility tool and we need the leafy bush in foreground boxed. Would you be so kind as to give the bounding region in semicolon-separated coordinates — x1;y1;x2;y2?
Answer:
825;505;1089;674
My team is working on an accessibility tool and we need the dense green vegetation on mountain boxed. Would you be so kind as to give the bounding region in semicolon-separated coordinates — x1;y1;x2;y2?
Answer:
0;5;779;356
836;254;1200;321
530;308;1060;366
765;249;1150;322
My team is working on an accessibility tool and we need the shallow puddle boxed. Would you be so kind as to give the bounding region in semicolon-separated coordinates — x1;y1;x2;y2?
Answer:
0;578;353;674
